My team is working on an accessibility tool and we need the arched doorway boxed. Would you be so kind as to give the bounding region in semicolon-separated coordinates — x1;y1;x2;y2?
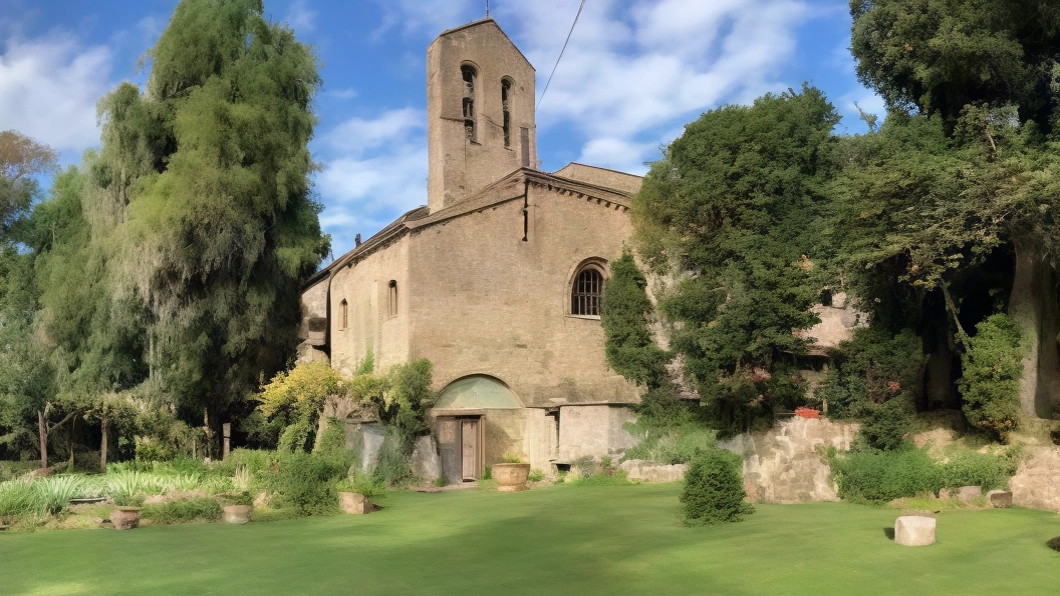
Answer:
434;375;521;483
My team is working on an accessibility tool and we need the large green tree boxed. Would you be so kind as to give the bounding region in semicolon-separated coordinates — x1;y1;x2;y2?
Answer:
850;0;1060;419
0;131;58;464
633;86;839;430
27;0;329;459
851;0;1060;131
103;0;329;443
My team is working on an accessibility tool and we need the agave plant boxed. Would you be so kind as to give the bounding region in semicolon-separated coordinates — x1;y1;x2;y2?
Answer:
33;475;86;515
0;478;37;518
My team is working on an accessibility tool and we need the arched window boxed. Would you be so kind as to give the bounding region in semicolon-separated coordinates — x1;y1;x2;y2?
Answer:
461;65;477;142
571;266;604;317
501;78;512;147
339;299;348;330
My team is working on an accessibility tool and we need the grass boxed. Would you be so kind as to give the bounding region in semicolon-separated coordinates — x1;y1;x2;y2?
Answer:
1;483;1058;595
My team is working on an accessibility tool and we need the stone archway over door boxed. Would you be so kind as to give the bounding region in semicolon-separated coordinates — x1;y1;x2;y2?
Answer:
434;375;522;484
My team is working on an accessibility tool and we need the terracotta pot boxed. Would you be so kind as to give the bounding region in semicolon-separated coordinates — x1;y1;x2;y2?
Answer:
222;504;253;524
339;491;373;514
110;506;140;530
492;463;531;492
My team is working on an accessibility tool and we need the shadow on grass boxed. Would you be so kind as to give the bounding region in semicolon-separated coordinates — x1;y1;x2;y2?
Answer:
884;527;895;540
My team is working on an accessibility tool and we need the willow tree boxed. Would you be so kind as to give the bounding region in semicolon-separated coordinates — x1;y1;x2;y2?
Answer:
850;0;1060;418
89;0;328;448
0;131;58;463
30;163;146;469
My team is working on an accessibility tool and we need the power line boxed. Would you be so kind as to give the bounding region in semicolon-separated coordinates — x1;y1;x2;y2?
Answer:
537;0;586;110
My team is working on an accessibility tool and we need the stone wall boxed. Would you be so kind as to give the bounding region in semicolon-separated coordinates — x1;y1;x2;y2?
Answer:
407;182;640;406
328;234;412;376
1010;446;1060;512
557;405;637;462
553;163;643;195
719;417;859;504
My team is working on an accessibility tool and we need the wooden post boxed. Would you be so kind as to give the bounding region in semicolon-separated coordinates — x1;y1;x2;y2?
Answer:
222;423;231;461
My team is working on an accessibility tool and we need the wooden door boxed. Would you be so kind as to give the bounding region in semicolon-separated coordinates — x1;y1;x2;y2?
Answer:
461;418;479;481
438;418;460;485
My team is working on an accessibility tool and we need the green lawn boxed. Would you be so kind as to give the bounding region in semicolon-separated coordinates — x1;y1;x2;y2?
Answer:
1;483;1058;595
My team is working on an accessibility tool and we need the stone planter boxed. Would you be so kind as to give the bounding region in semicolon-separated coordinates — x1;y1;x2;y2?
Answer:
492;463;531;492
222;504;253;524
110;506;140;530
339;491;373;514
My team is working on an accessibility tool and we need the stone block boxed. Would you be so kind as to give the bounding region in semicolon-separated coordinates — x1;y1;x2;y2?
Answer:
938;488;951;499
617;459;688;483
411;435;442;480
894;515;936;546
340;492;373;514
988;490;1013;508
957;486;982;501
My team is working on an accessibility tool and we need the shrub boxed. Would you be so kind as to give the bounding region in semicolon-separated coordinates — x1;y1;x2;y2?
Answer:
527;469;544;483
224;491;254;506
433;476;448;487
680;448;753;526
228;449;276;476
625;385;717;464
1048;536;1060;552
314;417;347;457
829;446;942;502
337;473;386;500
373;427;413;487
261;452;347;515
940;450;1016;491
859;396;916;451
959;314;1023;440
140;498;222;524
258;362;346;453
600;250;670;387
385;359;435;436
816;326;924;420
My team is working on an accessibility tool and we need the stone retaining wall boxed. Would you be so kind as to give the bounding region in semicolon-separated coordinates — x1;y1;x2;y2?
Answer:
718;417;859;504
1010;446;1060;512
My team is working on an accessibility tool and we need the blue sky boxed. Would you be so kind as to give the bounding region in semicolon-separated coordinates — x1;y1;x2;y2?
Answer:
0;0;882;259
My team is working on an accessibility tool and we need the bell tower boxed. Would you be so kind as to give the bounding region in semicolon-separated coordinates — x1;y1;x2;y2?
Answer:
426;19;537;213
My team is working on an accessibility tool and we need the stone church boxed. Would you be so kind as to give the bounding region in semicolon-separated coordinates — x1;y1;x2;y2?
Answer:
299;18;643;483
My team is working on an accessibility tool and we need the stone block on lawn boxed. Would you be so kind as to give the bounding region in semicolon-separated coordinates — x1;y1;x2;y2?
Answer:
894;515;936;546
339;491;373;514
988;490;1013;508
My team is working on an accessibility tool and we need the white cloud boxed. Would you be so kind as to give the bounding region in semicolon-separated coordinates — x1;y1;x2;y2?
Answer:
0;35;114;161
365;0;818;170
323;107;422;154
491;0;812;170
315;108;428;258
371;0;477;39
836;87;887;133
326;87;358;100
283;0;316;34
